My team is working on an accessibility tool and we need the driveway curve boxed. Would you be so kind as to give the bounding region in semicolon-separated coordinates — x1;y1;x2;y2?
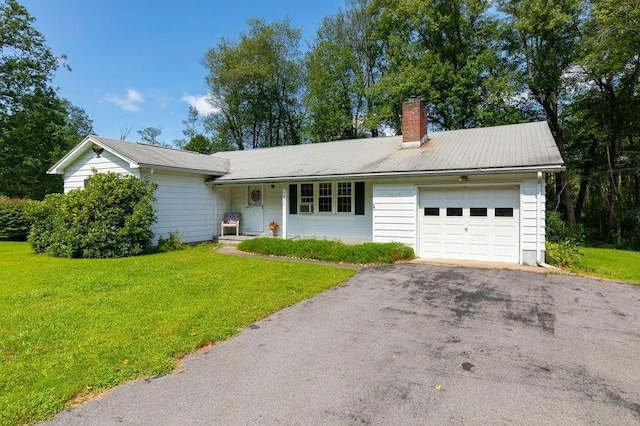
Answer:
48;263;640;425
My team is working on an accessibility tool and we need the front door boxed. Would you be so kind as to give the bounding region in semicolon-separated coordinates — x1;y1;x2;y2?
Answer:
245;185;264;234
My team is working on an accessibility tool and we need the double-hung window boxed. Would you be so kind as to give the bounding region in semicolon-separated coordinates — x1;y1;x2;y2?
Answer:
318;183;332;212
337;182;352;213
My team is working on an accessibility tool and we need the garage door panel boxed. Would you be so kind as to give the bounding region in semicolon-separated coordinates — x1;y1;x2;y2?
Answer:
419;186;520;263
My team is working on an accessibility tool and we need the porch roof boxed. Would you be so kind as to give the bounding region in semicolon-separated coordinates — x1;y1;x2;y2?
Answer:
207;121;564;184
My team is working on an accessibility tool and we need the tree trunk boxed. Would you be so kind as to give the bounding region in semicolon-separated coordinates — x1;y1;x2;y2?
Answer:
575;139;598;221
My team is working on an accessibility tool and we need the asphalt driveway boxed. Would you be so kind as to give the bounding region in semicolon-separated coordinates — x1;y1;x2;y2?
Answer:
49;264;640;425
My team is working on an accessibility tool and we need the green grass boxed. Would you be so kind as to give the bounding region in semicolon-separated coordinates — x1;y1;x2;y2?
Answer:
0;242;355;425
237;238;415;264
576;247;640;284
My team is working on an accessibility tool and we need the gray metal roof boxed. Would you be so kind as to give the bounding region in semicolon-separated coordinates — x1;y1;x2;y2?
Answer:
92;136;229;175
210;121;564;183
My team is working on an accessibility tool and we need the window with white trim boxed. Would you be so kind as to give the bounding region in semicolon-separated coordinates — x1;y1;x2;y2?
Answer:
318;182;332;212
300;183;314;204
337;182;352;213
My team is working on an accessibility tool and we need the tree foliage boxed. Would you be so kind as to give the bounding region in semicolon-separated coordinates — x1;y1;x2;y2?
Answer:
204;18;304;149
0;0;93;199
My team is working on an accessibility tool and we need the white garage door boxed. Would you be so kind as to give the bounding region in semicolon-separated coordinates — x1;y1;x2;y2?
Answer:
419;187;520;263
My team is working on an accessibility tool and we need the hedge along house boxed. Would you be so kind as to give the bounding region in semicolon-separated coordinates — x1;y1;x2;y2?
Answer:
49;99;564;265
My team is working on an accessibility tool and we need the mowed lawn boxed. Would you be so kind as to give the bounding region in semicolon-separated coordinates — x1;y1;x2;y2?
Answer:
578;247;640;284
0;242;356;425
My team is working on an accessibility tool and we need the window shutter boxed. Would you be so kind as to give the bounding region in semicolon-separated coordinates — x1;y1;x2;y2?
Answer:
289;184;297;214
355;182;365;215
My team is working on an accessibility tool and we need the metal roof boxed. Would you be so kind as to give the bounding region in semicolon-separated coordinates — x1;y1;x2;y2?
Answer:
209;121;564;183
90;136;229;175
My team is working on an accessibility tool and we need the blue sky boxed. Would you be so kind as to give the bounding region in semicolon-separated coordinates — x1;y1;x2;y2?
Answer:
21;0;345;144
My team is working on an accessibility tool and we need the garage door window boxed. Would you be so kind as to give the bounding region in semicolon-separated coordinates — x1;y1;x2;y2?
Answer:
446;207;463;216
470;207;488;217
495;207;514;217
424;207;439;216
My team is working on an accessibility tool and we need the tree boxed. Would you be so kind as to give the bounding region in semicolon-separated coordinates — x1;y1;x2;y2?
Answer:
183;134;213;154
203;18;305;149
498;0;584;229
119;123;133;140
0;0;64;117
305;0;384;142
370;0;524;132
566;0;640;243
137;126;164;145
174;106;201;148
0;0;92;199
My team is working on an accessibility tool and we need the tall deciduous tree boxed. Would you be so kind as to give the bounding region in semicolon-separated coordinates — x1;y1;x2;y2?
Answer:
137;126;164;146
370;0;523;132
0;0;92;199
499;0;584;229
568;0;640;242
203;18;304;149
305;0;383;142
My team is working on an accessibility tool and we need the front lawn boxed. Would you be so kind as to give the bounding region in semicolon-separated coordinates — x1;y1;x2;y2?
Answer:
576;247;640;284
0;242;355;425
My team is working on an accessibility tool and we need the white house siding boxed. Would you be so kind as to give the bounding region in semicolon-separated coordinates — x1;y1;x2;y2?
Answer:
372;183;417;251
145;170;215;243
520;175;546;264
214;185;232;233
63;149;137;192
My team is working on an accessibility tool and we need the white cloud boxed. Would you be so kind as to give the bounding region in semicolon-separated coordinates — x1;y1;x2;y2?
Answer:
181;93;220;116
104;89;144;112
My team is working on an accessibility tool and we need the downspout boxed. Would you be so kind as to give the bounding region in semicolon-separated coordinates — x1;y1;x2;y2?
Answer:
141;168;155;180
536;171;558;269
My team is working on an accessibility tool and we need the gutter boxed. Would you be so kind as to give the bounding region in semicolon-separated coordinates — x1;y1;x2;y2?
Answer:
206;164;566;185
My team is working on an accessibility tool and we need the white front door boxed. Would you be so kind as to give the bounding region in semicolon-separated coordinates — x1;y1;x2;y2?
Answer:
245;185;264;234
419;187;520;263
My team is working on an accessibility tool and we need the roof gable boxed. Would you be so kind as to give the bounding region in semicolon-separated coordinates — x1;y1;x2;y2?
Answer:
49;135;229;176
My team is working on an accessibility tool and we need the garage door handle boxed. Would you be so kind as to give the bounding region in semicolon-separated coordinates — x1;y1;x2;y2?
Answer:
464;227;468;232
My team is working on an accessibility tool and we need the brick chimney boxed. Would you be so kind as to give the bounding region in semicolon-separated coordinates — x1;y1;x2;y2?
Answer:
402;97;428;148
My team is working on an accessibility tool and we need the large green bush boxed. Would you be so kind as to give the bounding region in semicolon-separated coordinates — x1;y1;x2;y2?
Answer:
26;172;157;258
0;197;34;240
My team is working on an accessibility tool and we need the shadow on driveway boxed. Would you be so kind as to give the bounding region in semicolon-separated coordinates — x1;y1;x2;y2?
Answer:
48;264;640;425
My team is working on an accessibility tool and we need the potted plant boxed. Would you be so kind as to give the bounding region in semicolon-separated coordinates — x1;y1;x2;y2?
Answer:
268;220;280;237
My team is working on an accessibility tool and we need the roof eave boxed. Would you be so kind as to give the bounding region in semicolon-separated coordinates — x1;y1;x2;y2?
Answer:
138;163;227;176
206;164;565;185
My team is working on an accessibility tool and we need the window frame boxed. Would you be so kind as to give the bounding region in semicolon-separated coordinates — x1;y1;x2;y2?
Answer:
297;182;356;215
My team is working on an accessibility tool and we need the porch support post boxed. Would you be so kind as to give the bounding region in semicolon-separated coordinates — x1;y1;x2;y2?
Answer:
281;186;288;239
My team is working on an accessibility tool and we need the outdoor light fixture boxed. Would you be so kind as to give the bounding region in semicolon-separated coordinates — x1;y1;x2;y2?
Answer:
92;146;104;158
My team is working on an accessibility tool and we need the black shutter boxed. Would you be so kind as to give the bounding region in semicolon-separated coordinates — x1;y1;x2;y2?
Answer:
355;182;365;215
289;184;297;214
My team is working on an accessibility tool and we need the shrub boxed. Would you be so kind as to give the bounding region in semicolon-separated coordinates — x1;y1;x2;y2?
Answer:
26;172;157;258
237;238;415;264
156;231;186;252
0;197;34;241
546;240;583;269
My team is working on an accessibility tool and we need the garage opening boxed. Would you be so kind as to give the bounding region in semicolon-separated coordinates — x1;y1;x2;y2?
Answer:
418;187;520;263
